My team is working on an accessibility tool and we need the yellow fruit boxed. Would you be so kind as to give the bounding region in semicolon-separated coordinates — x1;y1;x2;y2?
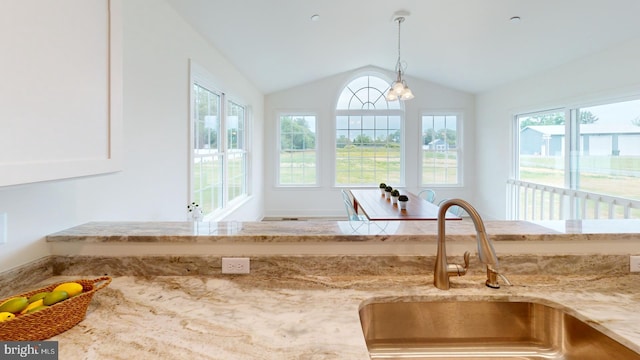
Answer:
28;292;49;304
43;291;68;306
0;312;15;322
53;282;83;297
20;299;44;314
0;297;28;314
27;305;49;314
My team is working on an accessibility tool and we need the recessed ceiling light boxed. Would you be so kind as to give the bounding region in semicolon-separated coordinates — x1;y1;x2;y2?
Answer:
310;14;320;22
510;16;521;23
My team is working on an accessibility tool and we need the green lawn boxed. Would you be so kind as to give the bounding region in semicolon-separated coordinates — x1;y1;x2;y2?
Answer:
192;155;245;215
279;147;458;185
520;155;640;200
196;149;640;219
519;155;640;219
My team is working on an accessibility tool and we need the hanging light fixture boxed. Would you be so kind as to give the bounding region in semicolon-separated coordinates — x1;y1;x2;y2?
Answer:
386;15;414;101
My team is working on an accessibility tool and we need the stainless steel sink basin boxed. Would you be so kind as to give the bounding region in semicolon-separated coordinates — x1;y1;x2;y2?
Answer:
359;299;640;359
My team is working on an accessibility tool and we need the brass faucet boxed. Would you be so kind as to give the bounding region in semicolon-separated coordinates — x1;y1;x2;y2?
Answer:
434;199;512;290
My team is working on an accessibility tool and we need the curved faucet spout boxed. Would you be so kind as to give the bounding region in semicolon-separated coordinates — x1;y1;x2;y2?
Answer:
434;199;509;290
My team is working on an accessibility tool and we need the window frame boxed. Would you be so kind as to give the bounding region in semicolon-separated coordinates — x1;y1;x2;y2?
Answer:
334;74;405;187
513;108;569;188
513;94;640;200
224;98;249;207
276;112;319;187
419;111;464;187
189;61;249;220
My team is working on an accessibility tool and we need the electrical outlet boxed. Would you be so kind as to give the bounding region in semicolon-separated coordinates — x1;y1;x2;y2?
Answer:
222;257;250;274
630;256;640;273
0;213;6;245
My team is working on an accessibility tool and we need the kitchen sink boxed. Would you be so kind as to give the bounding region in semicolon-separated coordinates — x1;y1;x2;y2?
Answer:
358;299;640;359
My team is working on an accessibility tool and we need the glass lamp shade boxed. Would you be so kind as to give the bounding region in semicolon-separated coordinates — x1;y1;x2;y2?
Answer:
385;91;399;101
386;79;414;101
391;80;405;95
400;87;414;100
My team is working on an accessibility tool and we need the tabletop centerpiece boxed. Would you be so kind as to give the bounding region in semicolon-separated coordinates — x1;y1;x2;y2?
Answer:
391;189;400;205
398;194;409;210
384;186;393;200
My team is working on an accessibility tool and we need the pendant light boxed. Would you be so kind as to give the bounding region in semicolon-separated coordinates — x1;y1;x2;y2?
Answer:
386;15;414;101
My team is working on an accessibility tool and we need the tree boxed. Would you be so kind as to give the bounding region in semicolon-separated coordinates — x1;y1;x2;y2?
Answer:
519;110;598;130
387;130;401;143
519;113;564;129
280;116;315;150
353;134;372;146
336;135;351;148
423;129;437;145
579;111;599;124
441;128;457;146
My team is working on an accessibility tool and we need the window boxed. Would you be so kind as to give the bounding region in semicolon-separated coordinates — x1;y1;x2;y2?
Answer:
516;109;566;187
278;115;317;186
421;114;461;185
513;98;640;219
335;75;403;186
516;100;640;200
192;83;223;215
573;99;640;201
191;63;248;218
226;100;247;203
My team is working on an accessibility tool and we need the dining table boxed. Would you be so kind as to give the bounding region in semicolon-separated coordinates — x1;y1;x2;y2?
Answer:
349;189;461;221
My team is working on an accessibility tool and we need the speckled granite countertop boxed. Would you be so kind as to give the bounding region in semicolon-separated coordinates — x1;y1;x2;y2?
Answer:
46;220;640;243
45;220;640;259
2;220;630;358
33;272;640;360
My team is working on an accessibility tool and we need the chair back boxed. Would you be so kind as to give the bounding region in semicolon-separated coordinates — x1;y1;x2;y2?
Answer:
343;198;362;221
418;189;436;203
341;189;352;204
438;198;465;217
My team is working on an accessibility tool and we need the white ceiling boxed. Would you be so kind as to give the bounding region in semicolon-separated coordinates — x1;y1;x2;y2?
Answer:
166;0;640;94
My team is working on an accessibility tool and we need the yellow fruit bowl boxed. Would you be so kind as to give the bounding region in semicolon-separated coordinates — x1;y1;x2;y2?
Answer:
0;277;111;341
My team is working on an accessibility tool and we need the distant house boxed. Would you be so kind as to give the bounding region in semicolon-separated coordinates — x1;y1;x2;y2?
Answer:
520;124;640;156
426;138;450;151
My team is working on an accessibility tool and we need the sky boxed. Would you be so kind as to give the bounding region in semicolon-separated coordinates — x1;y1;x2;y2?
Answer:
584;98;640;127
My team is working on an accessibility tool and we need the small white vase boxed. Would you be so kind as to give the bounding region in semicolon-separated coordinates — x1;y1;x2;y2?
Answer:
189;208;203;221
391;196;398;205
399;201;407;210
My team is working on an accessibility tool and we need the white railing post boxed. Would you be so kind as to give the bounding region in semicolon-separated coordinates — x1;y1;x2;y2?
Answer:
506;179;639;221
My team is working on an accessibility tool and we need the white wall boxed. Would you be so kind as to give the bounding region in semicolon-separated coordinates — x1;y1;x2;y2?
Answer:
264;66;476;218
476;37;640;220
0;0;264;272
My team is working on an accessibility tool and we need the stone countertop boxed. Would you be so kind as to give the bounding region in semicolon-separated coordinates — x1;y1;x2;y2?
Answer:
41;273;640;359
46;219;640;243
32;219;640;358
45;220;640;259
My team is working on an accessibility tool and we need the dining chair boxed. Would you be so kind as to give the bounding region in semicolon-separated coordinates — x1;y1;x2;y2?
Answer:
341;189;352;205
342;198;390;233
418;189;437;203
343;198;367;221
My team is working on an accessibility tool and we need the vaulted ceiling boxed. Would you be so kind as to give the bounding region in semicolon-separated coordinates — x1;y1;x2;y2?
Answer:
167;0;640;94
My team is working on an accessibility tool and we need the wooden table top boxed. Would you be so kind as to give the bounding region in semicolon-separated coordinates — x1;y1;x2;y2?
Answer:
349;189;461;221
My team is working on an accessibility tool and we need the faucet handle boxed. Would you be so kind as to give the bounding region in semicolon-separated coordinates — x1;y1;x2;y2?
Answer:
486;266;512;289
446;251;470;277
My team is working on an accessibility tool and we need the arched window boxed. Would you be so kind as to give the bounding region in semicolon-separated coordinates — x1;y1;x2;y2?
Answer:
335;75;404;186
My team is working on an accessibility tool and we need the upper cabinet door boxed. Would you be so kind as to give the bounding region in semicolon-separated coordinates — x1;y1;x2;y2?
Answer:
0;0;122;187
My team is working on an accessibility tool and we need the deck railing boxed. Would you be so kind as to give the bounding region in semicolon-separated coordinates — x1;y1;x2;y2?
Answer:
506;179;640;220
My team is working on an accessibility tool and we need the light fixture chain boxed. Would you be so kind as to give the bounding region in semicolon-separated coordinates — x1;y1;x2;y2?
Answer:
386;14;413;101
397;17;401;66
